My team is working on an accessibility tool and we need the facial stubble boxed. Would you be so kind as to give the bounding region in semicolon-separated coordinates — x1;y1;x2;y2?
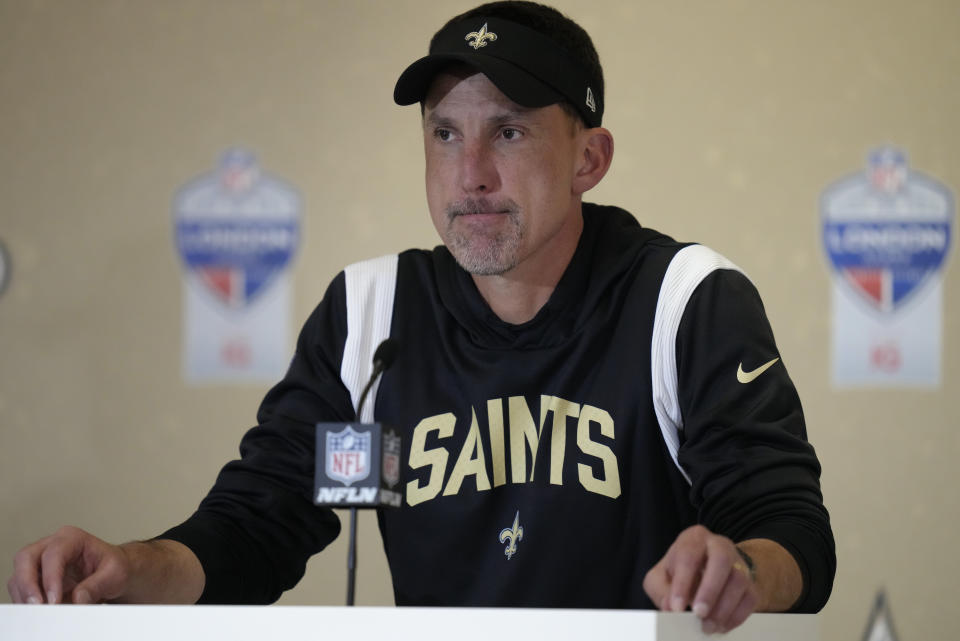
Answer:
443;197;524;276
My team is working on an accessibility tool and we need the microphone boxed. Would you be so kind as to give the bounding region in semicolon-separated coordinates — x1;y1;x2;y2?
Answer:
313;338;402;606
374;337;399;369
355;338;398;420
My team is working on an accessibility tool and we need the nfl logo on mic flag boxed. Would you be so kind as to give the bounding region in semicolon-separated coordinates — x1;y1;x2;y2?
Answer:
315;423;403;507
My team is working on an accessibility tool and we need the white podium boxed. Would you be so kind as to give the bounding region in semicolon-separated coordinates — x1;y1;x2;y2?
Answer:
0;605;817;640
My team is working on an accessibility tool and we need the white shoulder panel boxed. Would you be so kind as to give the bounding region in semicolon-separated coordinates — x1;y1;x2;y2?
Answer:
342;254;399;422
650;245;744;485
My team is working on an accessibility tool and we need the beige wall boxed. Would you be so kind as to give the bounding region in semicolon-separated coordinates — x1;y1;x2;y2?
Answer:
1;1;957;639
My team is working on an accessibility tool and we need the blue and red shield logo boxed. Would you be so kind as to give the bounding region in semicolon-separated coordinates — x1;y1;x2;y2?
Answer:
822;148;953;312
325;426;372;486
174;149;300;309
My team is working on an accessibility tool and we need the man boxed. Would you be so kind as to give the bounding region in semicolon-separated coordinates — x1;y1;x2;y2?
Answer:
8;2;834;634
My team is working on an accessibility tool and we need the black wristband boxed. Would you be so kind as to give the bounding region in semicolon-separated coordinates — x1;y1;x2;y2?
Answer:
736;546;757;583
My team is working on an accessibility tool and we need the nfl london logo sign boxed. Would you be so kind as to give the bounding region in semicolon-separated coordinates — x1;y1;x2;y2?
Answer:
173;148;300;382
821;146;953;386
174;148;299;310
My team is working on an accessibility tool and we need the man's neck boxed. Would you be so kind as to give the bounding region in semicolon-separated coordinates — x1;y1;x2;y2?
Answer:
471;211;584;325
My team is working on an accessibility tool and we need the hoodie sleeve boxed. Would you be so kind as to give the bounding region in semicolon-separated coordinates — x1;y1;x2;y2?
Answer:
674;268;836;612
159;272;355;604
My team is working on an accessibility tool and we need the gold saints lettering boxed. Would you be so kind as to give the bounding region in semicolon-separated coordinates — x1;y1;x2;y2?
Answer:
405;395;621;507
406;412;455;506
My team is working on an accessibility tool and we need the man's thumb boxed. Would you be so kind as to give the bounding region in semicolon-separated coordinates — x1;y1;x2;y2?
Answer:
72;564;123;604
72;587;94;604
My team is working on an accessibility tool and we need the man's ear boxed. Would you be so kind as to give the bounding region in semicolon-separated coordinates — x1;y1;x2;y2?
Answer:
572;128;614;195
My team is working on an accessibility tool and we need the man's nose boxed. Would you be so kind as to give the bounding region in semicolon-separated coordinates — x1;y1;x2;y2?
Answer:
460;141;500;194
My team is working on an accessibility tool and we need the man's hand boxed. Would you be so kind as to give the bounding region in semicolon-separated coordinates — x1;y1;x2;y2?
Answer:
644;525;758;633
644;525;802;634
7;526;204;604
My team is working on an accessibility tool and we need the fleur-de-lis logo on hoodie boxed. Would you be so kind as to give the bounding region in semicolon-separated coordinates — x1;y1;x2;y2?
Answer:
499;510;523;560
465;23;498;49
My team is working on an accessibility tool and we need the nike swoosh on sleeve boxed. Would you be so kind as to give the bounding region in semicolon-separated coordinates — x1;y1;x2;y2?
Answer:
736;357;780;383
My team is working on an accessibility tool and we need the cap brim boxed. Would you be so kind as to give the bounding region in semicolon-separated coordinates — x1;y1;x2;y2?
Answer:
393;53;564;109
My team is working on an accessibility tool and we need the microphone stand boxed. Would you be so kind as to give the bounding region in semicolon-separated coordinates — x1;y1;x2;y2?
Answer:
346;506;358;606
346;357;388;606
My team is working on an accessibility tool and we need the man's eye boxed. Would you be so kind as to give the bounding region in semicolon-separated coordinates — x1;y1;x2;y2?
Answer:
435;128;453;142
501;128;523;140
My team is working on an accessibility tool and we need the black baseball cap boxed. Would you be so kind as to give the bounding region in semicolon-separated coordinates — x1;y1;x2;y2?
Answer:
394;17;603;128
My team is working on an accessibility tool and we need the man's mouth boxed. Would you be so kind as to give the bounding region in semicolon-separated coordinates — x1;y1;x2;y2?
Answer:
448;198;518;219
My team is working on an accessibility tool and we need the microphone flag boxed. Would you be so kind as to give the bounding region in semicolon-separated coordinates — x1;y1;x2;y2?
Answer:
315;422;402;507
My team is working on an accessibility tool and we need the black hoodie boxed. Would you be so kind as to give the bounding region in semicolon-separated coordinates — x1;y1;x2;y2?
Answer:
162;203;835;612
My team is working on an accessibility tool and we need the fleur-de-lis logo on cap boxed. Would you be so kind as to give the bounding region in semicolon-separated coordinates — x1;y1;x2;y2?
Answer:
465;22;498;49
498;510;523;560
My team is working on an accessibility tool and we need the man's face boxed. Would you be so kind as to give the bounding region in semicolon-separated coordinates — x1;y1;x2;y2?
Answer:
422;69;583;277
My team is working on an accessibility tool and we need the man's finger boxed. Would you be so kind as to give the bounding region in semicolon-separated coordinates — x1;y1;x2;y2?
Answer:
720;589;759;633
666;546;706;612
11;543;45;604
702;569;749;630
7;576;23;604
691;540;737;617
642;561;670;609
38;548;68;604
38;532;84;605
